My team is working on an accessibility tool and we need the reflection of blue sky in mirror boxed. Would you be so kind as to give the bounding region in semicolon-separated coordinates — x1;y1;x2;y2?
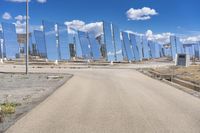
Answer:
112;24;123;61
34;30;47;57
78;31;92;59
43;20;59;60
2;22;19;59
57;24;70;60
103;21;115;61
121;32;134;61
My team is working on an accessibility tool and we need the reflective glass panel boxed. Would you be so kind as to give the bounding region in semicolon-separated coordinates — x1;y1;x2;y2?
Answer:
2;22;19;59
156;43;161;58
194;44;199;58
148;41;156;58
191;45;195;56
159;44;164;57
199;43;200;58
135;35;143;60
0;30;4;58
57;24;70;60
78;31;91;59
29;34;33;55
129;34;141;61
121;39;127;60
112;24;123;61
103;21;115;62
34;30;47;58
121;32;134;61
43;21;59;61
24;33;33;55
176;37;184;54
74;33;83;58
164;47;171;57
0;31;2;39
68;29;83;58
184;44;194;57
170;36;177;60
88;33;101;60
184;46;190;56
141;36;150;59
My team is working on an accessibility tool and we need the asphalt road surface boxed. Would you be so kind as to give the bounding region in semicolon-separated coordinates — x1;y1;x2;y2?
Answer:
6;69;200;133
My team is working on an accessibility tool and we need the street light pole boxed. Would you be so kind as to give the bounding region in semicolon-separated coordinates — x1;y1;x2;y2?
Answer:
26;0;29;74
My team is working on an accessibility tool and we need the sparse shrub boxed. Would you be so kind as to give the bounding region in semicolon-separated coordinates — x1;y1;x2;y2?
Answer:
0;103;16;114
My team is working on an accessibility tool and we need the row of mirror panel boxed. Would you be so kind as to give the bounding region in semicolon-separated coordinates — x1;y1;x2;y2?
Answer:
0;21;188;62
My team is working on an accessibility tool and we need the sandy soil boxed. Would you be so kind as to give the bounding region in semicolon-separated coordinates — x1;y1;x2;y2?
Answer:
153;65;200;85
0;73;72;133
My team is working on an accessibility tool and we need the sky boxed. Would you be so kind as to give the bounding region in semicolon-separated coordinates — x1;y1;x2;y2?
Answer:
0;0;200;44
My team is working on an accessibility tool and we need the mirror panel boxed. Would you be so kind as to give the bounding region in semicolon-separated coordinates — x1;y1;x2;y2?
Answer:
2;22;19;59
43;21;59;61
103;21;115;62
112;24;123;61
57;24;70;60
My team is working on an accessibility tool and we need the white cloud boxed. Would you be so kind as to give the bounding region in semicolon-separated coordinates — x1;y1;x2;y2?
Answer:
15;15;30;21
124;30;143;36
36;0;47;3
181;35;200;44
80;22;103;37
65;20;85;34
2;12;12;20
126;7;158;21
12;14;31;33
65;20;85;31
145;30;200;44
13;20;26;33
15;15;24;21
65;20;103;37
145;30;173;44
124;30;173;44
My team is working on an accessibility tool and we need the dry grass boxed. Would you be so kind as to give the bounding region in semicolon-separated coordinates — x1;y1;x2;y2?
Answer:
154;65;200;85
0;103;21;123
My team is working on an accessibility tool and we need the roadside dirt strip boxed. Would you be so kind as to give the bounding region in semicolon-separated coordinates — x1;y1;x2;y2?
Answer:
4;69;200;133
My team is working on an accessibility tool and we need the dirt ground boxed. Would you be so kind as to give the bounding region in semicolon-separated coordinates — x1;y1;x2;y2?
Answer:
153;65;200;85
0;73;72;133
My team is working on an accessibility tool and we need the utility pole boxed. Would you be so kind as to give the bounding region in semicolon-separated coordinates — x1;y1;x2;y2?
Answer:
26;0;29;74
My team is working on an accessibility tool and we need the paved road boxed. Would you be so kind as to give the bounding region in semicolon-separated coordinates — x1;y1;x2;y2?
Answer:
6;69;200;133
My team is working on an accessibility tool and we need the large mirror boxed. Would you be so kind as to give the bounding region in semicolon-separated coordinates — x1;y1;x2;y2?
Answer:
176;37;184;54
121;32;134;61
141;36;150;59
148;41;155;58
2;22;19;59
34;30;47;58
129;34;141;61
88;32;101;60
170;36;177;60
57;24;70;60
74;33;83;58
112;24;123;61
43;21;59;61
78;31;92;59
0;30;5;58
194;44;200;59
103;21;115;62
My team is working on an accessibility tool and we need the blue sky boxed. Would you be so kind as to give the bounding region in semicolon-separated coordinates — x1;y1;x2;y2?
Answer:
1;0;200;43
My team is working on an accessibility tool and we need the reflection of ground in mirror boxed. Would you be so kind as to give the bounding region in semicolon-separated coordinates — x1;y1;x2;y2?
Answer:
0;73;72;132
